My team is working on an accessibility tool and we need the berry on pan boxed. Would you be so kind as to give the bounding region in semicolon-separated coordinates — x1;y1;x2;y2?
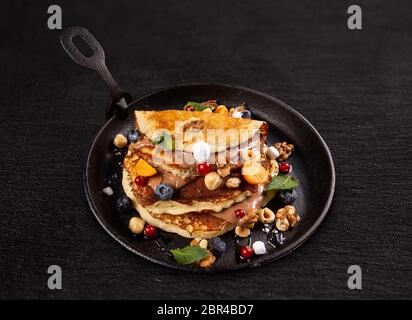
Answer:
143;224;156;238
279;162;291;174
116;195;133;214
241;109;252;118
154;183;174;200
239;245;254;260
128;129;140;143
208;237;227;256
197;162;212;175
279;189;297;204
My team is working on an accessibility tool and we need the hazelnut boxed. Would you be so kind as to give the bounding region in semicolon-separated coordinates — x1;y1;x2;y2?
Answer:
204;172;222;191
199;251;216;268
266;146;280;160
217;165;231;177
258;207;275;224
190;238;202;246
276;207;287;219
275;216;290;232
199;239;208;249
215;105;229;115
128;217;145;234
235;226;251;238
114;133;128;148
288;213;301;227
241;210;258;226
226;177;241;188
285;205;300;227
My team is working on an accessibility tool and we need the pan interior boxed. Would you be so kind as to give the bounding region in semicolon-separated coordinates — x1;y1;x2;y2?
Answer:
84;84;335;272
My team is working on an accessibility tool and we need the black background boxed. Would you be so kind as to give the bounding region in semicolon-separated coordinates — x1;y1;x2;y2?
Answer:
1;0;411;299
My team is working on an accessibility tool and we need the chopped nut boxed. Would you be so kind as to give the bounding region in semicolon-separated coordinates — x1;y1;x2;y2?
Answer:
199;239;208;249
185;225;194;233
274;141;294;161
199;251;216;268
288;213;301;227
201;100;218;110
258;207;275;224
275;207;287;219
102;186;113;196
202;108;213;113
285;205;300;227
226;177;241;188
190;238;202;246
200;225;208;231
235;226;251;237
215;105;229;115
268;160;279;177
239;104;247;112
128;217;145;234
240;210;258;226
114;134;128;148
204;171;222;191
275;216;289;232
217;165;231;177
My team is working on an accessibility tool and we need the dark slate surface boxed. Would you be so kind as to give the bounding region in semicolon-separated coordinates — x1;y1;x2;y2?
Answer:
0;0;411;299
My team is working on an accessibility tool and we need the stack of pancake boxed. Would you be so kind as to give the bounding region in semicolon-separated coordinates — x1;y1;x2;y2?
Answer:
122;110;270;238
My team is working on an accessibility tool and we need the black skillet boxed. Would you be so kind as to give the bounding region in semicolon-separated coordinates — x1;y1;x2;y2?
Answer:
60;26;335;272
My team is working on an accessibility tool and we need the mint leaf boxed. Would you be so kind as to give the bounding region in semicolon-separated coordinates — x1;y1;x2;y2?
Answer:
152;135;164;145
185;101;208;111
265;174;299;191
171;246;209;265
161;132;174;150
152;132;174;150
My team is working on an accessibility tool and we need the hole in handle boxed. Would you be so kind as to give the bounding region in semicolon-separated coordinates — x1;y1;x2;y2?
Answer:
72;35;94;58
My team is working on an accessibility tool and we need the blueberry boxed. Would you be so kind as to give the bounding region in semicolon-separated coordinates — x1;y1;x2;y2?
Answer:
128;129;140;143
116;195;133;214
241;109;251;118
279;189;297;204
208;237;227;256
155;183;174;200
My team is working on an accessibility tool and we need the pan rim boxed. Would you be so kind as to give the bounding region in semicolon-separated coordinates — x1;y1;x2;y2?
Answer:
84;83;336;273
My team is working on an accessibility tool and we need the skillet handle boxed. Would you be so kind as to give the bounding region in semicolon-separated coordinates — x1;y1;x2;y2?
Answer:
60;26;131;118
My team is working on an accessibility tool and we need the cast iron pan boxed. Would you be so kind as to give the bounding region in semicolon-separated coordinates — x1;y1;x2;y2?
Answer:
61;26;335;272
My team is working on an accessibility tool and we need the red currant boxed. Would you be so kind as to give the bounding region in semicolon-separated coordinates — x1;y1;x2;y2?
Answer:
279;162;291;174
135;175;148;186
197;162;212;175
234;208;246;219
240;246;254;260
144;224;156;238
185;105;195;112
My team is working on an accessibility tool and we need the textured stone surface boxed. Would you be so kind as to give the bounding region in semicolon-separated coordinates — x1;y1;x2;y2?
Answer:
0;0;411;299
